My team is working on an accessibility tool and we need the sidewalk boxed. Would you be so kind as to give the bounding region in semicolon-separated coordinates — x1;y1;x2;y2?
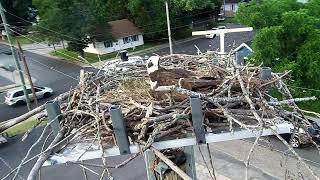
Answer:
195;144;277;180
210;140;320;179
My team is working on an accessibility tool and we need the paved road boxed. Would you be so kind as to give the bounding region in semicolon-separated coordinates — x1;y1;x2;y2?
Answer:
147;23;255;56
0;44;96;122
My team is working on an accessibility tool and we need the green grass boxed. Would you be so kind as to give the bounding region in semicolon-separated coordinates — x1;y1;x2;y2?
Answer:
50;43;157;63
1;34;45;45
223;17;238;24
1;118;48;138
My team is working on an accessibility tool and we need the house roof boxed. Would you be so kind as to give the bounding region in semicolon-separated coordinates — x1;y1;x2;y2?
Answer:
234;42;253;53
225;0;249;3
225;0;241;3
108;19;142;39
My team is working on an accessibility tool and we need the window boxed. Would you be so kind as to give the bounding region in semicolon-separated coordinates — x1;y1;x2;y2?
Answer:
13;91;24;97
27;89;32;94
131;35;139;42
103;41;113;48
35;88;42;92
123;37;131;44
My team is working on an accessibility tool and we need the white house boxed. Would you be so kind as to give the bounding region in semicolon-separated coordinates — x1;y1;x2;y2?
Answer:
84;19;144;54
222;0;240;17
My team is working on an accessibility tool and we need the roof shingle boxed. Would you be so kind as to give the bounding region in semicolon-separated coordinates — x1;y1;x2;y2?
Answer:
108;19;142;39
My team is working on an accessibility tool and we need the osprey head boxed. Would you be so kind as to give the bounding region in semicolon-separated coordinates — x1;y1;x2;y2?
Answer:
146;56;160;74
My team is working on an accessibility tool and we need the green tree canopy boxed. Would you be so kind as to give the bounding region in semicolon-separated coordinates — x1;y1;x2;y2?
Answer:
33;0;220;55
1;0;36;29
238;0;320;90
34;0;112;56
128;0;219;39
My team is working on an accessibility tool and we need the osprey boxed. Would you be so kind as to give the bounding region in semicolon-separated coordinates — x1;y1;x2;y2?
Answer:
146;56;196;90
146;56;221;91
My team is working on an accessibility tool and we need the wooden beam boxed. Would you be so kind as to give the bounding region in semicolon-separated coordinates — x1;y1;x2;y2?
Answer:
151;147;192;180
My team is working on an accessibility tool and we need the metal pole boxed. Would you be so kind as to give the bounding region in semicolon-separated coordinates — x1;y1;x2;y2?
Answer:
17;40;38;105
0;2;31;110
165;1;173;55
220;32;225;58
190;95;206;144
110;105;130;155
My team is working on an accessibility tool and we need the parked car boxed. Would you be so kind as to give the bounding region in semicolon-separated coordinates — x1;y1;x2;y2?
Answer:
5;86;53;106
283;120;320;148
205;26;227;39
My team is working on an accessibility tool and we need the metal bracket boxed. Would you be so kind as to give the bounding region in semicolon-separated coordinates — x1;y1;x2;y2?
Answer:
260;67;272;80
184;146;196;180
45;101;62;136
110;105;130;155
154;161;169;177
190;95;206;144
144;149;157;180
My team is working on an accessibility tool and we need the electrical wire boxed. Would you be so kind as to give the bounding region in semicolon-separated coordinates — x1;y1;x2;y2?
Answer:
8;27;97;67
26;56;79;81
4;7;217;47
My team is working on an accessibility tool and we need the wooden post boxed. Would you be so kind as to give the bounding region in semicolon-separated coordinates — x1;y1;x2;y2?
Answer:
17;40;38;105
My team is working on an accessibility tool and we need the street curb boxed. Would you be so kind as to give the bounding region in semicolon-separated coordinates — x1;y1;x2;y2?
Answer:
0;84;19;93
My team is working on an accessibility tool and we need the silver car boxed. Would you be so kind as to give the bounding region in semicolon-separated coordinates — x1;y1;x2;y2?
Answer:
5;86;53;106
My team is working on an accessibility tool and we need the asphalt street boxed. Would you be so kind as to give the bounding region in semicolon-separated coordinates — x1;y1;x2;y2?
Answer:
0;43;96;122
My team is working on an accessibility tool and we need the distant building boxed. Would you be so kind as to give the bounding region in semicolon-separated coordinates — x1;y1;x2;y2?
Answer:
233;41;253;65
297;0;308;3
84;19;144;54
222;0;250;17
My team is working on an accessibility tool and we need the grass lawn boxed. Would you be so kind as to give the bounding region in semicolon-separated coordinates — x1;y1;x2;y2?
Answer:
1;34;45;45
1;118;48;138
50;43;157;64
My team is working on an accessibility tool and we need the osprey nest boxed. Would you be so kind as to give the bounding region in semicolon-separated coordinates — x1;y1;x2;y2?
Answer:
51;53;317;149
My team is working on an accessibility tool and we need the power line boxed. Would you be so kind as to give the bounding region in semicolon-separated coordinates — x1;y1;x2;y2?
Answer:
26;56;79;81
4;7;216;45
8;27;97;65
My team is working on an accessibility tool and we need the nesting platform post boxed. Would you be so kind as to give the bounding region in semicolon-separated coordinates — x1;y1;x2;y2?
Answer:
110;105;131;155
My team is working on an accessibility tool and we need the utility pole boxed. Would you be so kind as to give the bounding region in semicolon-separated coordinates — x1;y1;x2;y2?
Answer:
17;40;37;105
0;2;31;110
165;1;173;55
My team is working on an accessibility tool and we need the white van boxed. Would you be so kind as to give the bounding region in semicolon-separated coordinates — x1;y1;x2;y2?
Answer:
5;86;53;106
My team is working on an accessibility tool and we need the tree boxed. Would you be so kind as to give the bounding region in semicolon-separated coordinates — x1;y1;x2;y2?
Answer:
128;0;219;39
236;0;302;29
34;0;112;56
0;0;36;31
238;0;320;90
